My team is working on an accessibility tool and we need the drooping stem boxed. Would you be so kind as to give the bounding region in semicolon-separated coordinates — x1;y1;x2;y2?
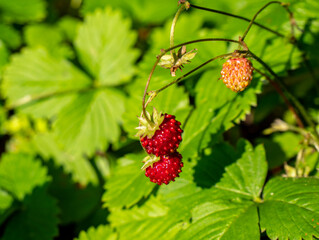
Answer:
189;3;284;38
170;4;186;57
254;68;304;129
241;1;281;41
250;50;317;136
150;53;233;100
142;38;243;120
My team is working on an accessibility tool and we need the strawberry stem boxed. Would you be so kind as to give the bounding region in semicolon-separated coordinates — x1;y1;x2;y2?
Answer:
254;68;304;129
241;1;282;41
241;1;302;42
142;38;241;110
250;51;318;138
189;3;284;38
170;3;186;58
153;53;234;95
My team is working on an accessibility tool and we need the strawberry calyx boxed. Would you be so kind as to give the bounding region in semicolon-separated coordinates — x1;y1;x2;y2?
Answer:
141;154;160;170
136;108;164;139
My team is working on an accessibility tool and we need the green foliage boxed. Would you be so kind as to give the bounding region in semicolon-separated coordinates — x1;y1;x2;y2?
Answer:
0;153;49;200
0;0;319;239
260;177;319;240
102;153;155;208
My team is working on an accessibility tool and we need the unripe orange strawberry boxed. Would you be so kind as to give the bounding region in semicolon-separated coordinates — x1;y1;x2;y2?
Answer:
220;58;254;92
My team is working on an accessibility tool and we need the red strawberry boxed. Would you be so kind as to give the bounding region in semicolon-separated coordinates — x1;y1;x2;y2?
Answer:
144;152;183;185
136;109;183;156
220;58;254;92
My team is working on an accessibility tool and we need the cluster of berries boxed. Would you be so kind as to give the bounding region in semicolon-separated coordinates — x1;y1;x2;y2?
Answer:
136;109;183;185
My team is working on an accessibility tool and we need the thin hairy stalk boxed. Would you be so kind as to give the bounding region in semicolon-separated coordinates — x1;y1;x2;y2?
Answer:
170;4;186;57
142;38;242;122
190;3;284;38
165;38;240;53
150;53;233;99
242;1;281;41
250;50;317;136
254;68;304;128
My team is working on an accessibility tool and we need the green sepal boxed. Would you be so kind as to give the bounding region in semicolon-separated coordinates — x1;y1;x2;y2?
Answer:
141;155;160;170
135;107;164;139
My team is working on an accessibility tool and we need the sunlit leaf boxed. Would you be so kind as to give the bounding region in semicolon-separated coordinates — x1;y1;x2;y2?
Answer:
0;153;49;200
260;177;319;240
75;7;138;86
102;153;155;208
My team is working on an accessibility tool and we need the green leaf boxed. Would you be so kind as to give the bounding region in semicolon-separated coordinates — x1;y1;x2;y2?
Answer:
177;201;260;240
75;7;138;86
2;47;91;118
1;187;59;240
57;16;81;42
0;153;49;200
109;196;169;227
259;177;319;240
53;89;125;156
75;225;117;240
180;70;262;159
0;40;9;73
24;24;72;58
48;165;101;224
109;197;182;240
193;142;242;188
102;153;155;208
80;0;177;24
215;144;267;199
0;189;13;214
0;0;46;23
0;24;21;49
258;132;302;169
32;132;99;186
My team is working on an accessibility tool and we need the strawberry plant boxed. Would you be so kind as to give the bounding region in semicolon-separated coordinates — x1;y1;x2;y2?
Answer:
0;0;319;240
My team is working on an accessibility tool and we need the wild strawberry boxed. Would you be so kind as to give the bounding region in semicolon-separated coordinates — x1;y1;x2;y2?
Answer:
136;108;183;156
143;152;183;185
220;58;254;92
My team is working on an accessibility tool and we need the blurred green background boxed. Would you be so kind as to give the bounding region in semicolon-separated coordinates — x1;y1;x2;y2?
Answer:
0;0;318;239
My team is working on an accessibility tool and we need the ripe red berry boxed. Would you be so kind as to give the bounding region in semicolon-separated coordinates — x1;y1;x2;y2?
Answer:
220;58;254;92
145;152;183;185
139;114;183;157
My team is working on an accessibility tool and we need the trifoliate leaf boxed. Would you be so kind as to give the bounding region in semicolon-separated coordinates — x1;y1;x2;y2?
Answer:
0;0;46;23
0;24;21;49
102;153;155;208
75;7;138;86
75;225;117;240
1;187;59;240
0;153;49;200
53;88;125;156
177;201;260;240
2;47;91;118
32;132;99;186
259;177;319;240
